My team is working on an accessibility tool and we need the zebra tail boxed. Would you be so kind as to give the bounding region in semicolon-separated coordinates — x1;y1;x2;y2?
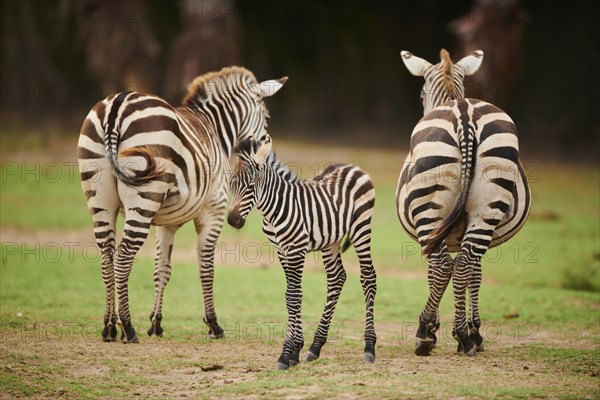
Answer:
341;236;352;253
110;146;166;186
421;126;477;256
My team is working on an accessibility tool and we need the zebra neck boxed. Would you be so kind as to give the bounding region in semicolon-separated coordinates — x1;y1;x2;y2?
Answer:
186;99;240;158
255;163;300;222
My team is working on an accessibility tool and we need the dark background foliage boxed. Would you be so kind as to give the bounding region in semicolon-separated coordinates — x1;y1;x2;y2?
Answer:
1;0;599;159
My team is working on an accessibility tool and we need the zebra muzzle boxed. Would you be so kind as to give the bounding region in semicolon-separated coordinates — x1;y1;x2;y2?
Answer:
227;211;245;229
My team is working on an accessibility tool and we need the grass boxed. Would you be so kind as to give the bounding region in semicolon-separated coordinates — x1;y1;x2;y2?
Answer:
1;139;599;399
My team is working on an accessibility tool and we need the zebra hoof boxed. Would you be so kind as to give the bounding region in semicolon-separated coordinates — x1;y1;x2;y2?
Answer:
147;323;163;337
415;338;435;356
289;350;300;367
465;346;477;357
204;316;225;339
276;362;289;371
121;333;139;344
208;330;225;339
470;331;484;352
305;351;319;362
102;322;117;342
119;321;138;344
147;327;163;337
147;314;163;337
456;336;476;356
120;331;139;344
363;352;375;364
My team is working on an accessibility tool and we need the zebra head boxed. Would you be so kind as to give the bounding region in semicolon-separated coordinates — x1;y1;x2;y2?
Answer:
183;67;287;152
401;49;484;114
227;135;273;229
244;77;288;143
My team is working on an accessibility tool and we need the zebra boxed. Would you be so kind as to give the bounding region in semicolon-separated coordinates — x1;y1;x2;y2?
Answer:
77;66;287;343
396;49;531;356
227;135;377;370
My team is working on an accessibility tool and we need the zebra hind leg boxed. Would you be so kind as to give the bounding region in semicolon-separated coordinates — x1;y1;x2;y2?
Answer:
306;245;347;362
468;261;484;352
451;250;477;356
97;213;118;342
348;223;377;363
148;225;179;337
453;223;493;356
415;244;453;356
114;209;157;344
100;244;118;342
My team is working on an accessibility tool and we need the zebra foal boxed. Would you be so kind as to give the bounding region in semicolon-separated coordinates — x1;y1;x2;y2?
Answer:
227;135;377;370
396;49;531;356
78;67;286;343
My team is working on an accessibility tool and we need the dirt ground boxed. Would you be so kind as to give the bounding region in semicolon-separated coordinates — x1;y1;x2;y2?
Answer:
1;320;598;399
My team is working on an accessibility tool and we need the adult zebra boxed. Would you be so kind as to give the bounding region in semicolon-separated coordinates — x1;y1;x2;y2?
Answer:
396;50;531;356
78;67;287;343
227;136;377;370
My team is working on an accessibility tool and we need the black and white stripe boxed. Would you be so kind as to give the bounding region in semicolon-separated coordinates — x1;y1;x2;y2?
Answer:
227;136;377;370
396;49;531;356
78;66;287;343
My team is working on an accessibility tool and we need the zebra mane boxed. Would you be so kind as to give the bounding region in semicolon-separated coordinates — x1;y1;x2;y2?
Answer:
182;66;258;106
439;49;457;98
268;155;301;183
234;138;301;183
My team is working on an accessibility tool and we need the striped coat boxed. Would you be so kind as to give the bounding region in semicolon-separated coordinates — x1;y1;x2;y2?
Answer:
227;136;377;370
78;67;287;343
396;49;531;357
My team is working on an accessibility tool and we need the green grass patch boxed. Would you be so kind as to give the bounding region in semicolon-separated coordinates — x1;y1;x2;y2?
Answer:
524;346;600;375
1;142;599;399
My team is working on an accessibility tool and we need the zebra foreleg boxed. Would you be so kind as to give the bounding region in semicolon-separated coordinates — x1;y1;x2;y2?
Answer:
416;244;453;356
148;225;179;337
194;205;226;339
306;246;347;362
277;248;305;370
468;261;484;351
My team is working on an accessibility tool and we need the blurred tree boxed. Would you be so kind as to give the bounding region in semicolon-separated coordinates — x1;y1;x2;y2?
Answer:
70;0;161;95
0;0;597;158
163;0;241;103
450;0;526;109
1;0;65;117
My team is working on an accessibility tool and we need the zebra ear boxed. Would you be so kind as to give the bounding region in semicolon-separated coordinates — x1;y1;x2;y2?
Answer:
252;135;272;166
259;77;288;98
401;51;432;77
456;50;484;76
